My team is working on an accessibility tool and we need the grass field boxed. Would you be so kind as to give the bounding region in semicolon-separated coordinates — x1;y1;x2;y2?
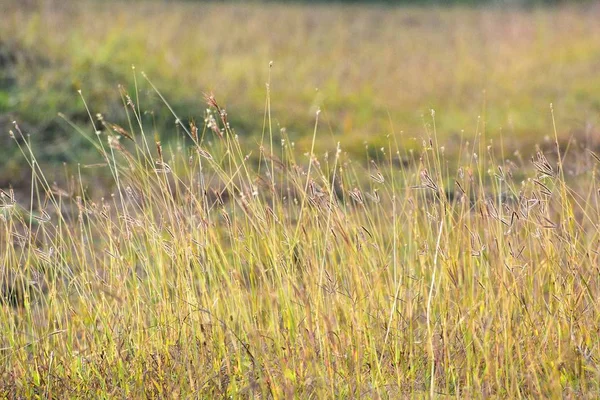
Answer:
1;0;600;398
2;1;600;162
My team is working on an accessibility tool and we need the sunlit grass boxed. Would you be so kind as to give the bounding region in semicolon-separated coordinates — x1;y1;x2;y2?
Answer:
1;70;600;397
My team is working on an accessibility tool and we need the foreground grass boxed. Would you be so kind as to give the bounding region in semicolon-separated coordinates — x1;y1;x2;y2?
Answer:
1;78;600;397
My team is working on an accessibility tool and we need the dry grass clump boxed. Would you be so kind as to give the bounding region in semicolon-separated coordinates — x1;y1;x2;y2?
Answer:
1;78;600;398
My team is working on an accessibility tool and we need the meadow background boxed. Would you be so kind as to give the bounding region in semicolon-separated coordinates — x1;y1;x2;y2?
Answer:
2;0;600;187
1;0;600;397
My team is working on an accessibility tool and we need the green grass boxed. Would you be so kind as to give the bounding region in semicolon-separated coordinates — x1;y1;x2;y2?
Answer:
1;72;600;397
2;1;600;168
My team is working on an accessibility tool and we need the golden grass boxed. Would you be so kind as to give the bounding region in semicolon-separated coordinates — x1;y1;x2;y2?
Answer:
1;73;600;397
2;1;600;397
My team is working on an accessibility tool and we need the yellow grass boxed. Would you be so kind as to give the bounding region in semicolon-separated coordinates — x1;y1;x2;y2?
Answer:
1;1;600;398
1;76;600;396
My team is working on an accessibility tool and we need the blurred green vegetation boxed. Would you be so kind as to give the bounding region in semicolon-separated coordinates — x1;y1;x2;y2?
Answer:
260;0;575;4
1;0;600;188
105;0;591;4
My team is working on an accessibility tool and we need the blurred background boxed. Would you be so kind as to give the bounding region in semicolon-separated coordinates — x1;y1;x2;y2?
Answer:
1;0;600;192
